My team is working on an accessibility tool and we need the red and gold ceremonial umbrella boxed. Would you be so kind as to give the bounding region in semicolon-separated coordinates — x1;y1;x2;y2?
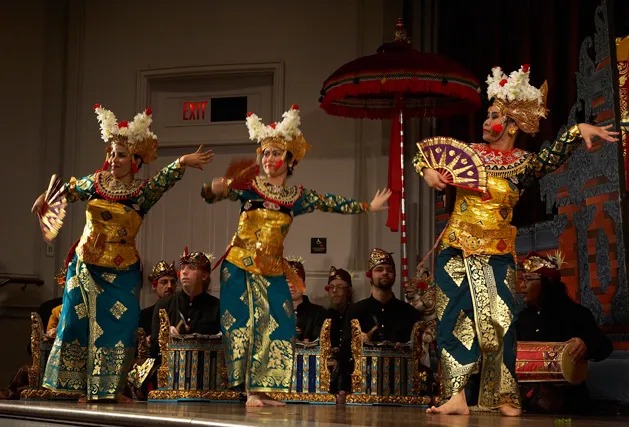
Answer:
319;19;481;284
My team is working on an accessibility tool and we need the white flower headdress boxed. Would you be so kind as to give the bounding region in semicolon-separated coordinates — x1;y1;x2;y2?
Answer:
485;65;548;135
246;104;311;164
94;104;158;164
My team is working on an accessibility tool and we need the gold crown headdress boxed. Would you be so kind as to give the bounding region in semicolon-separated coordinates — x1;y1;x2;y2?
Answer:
522;250;564;272
246;104;311;164
368;248;395;271
280;254;305;292
521;250;564;281
328;266;353;286
179;246;214;271
148;260;177;283
285;255;305;263
94;104;158;164
285;255;306;280
486;65;549;135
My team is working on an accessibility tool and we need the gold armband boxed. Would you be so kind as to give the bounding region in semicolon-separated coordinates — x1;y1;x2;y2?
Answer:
566;124;582;141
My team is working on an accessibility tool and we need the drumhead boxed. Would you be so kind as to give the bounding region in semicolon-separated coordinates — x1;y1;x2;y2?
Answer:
560;346;588;384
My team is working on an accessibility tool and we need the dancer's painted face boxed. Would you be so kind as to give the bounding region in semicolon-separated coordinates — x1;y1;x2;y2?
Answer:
109;144;133;179
262;147;288;177
482;106;506;142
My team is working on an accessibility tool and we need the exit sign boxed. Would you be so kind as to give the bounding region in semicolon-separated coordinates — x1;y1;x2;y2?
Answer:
182;101;208;121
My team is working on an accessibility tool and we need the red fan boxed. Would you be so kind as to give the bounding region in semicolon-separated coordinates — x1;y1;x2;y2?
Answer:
224;158;259;190
37;174;67;243
416;137;487;192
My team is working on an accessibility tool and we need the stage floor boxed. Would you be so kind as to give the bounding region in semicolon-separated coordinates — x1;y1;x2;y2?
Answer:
1;401;629;427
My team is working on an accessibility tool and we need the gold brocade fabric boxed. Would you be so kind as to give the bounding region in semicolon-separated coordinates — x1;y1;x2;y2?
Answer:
439;126;582;258
226;208;292;276
76;199;142;268
444;176;519;257
437;250;521;409
220;263;295;392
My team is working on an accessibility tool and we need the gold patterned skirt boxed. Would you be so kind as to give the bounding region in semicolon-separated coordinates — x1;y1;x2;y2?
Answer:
42;255;140;400
434;246;520;409
219;260;295;393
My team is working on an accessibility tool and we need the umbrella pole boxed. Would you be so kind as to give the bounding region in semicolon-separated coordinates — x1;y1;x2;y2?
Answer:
398;105;409;287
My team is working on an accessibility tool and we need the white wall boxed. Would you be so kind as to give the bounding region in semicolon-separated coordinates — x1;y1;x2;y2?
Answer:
0;0;416;387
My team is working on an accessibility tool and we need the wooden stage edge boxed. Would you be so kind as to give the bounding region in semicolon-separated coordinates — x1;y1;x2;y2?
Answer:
2;400;629;427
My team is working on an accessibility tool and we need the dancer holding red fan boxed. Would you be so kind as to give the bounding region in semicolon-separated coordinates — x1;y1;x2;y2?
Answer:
202;104;390;407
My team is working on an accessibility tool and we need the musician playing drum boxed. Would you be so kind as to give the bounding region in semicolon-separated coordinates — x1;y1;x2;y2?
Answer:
516;252;613;414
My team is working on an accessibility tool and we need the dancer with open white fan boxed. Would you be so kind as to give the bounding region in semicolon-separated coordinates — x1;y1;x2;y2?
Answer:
36;174;68;243
30;105;213;403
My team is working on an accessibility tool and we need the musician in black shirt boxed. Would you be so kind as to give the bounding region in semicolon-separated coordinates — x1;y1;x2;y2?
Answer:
139;260;177;340
515;252;612;414
150;249;220;357
345;248;419;344
287;258;327;342
325;266;353;402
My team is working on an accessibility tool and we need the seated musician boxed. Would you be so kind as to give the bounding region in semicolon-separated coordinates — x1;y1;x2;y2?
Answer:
345;248;420;345
150;248;221;357
515;252;613;414
287;258;328;342
139;260;177;343
325;266;353;403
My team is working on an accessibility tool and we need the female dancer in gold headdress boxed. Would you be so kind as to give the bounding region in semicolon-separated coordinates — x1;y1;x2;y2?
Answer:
31;105;212;402
203;104;390;407
414;66;618;416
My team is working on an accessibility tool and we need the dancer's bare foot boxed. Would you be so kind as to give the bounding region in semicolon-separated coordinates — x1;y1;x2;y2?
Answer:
336;390;347;405
245;392;286;407
499;404;521;417
77;396;87;404
246;393;264;407
426;390;470;415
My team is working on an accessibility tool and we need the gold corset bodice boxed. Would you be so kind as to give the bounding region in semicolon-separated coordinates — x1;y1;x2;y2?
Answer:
226;208;293;276
444;176;519;256
76;199;143;268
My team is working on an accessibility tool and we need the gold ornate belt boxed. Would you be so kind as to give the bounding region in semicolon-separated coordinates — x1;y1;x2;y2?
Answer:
448;219;514;240
227;236;302;289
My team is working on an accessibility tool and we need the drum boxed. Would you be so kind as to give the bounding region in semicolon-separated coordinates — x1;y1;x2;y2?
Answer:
515;341;588;385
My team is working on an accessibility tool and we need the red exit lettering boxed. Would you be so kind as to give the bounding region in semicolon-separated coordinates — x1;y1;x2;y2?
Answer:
182;101;207;121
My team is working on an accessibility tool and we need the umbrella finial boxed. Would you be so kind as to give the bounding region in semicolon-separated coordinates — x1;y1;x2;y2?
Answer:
395;18;408;43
